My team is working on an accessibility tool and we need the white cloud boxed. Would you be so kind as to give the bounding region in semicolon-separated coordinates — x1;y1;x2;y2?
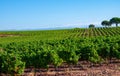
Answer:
53;21;101;28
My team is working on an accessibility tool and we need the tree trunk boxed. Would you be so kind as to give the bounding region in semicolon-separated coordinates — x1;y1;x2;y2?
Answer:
116;23;118;27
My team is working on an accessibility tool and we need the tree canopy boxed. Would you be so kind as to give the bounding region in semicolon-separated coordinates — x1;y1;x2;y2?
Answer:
110;17;120;27
101;20;111;27
89;24;95;28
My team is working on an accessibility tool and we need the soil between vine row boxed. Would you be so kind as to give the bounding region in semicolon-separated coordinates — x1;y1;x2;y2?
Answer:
1;60;120;76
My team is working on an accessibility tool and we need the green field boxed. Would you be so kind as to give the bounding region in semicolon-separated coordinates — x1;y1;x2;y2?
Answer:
1;27;120;75
0;27;120;44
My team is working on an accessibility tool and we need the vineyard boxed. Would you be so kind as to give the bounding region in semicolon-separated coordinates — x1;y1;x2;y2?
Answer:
1;27;120;75
0;27;120;44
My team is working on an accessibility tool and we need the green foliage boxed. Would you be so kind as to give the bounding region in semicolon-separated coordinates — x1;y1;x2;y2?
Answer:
89;24;95;28
110;43;120;59
97;42;110;59
88;47;102;63
1;27;120;75
110;17;120;27
101;20;111;27
0;52;25;75
49;50;63;67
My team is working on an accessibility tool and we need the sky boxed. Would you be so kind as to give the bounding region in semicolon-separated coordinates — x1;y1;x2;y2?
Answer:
0;0;120;30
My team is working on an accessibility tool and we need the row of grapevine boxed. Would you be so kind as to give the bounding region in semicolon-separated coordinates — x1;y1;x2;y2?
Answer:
1;27;120;44
68;27;120;38
1;36;120;75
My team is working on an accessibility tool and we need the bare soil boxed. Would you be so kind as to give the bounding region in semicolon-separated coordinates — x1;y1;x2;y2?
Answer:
1;60;120;76
0;34;22;37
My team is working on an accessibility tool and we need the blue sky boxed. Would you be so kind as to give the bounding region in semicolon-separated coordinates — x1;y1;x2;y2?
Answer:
0;0;120;30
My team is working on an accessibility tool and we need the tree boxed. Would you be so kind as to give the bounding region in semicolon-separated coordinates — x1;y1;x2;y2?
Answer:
110;17;120;27
101;20;111;27
89;24;95;28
